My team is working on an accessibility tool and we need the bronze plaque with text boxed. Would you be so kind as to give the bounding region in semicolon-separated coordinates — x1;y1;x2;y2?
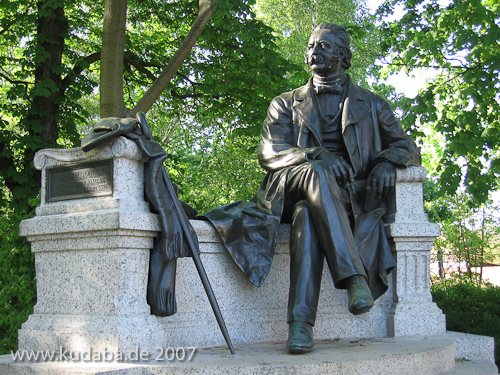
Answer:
46;159;113;202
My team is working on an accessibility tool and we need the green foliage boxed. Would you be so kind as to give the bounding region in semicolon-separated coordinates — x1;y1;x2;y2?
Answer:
0;0;101;211
427;190;500;284
121;0;293;211
254;0;383;88
0;0;294;352
377;0;500;204
0;1;102;353
431;279;500;366
164;132;265;212
0;210;36;354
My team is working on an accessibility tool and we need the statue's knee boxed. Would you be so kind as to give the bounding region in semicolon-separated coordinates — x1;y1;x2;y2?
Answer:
300;161;337;189
302;161;328;180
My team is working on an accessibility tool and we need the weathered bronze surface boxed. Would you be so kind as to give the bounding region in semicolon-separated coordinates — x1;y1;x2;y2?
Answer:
46;159;113;202
204;23;421;354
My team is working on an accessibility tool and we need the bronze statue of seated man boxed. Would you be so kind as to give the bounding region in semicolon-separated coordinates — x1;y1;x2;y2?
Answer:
204;23;420;354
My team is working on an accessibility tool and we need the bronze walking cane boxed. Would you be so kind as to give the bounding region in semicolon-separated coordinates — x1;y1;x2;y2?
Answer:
137;112;235;355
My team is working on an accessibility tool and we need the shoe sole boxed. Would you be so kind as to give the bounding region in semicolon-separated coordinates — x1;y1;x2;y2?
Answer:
287;346;313;354
350;301;374;315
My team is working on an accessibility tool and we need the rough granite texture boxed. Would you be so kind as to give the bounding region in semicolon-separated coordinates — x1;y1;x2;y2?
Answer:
158;221;390;347
2;333;496;374
16;139;485;368
385;167;446;337
1;336;457;375
447;331;496;363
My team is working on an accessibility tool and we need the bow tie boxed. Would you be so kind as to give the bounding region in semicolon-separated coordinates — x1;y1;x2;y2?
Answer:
314;84;342;95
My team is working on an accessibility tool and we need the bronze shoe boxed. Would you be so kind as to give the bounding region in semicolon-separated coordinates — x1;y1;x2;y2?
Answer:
346;275;374;315
286;322;314;354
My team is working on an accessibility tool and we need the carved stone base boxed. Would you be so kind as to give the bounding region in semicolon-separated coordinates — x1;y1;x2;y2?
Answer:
385;167;446;337
18;141;446;354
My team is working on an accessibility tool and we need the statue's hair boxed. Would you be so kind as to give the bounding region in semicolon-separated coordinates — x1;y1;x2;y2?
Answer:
313;23;352;70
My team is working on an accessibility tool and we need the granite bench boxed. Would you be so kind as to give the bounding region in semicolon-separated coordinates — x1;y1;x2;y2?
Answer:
18;136;444;355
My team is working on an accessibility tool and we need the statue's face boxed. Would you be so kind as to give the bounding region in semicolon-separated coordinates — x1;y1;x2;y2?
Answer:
307;29;343;77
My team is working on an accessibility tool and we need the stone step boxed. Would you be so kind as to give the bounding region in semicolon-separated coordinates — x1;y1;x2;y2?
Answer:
0;335;471;375
442;360;498;375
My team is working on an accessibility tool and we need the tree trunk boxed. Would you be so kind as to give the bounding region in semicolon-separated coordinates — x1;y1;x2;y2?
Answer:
479;208;486;285
100;0;127;118
312;0;318;30
437;248;444;282
29;1;68;144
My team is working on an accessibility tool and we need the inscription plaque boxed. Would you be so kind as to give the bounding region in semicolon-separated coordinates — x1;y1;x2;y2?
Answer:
46;159;113;202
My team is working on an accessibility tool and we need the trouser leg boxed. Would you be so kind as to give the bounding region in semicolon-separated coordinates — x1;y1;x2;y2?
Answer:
288;201;323;325
285;161;366;287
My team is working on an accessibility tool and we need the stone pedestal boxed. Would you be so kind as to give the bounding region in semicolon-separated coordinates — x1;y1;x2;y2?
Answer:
385;167;446;336
18;137;166;355
18;139;445;357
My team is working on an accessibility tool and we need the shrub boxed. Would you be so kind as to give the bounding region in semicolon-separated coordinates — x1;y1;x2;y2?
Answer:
431;278;500;367
0;211;36;354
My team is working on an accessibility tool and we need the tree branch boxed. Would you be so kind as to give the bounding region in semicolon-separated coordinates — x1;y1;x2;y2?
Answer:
61;52;101;93
124;51;156;81
129;0;215;116
170;89;219;100
176;71;205;86
0;142;17;192
0;71;31;86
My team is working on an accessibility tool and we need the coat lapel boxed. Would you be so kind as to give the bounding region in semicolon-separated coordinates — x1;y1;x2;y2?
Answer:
341;78;371;131
341;78;372;177
292;80;322;147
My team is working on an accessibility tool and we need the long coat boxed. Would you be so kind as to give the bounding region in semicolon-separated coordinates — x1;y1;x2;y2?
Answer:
204;76;420;298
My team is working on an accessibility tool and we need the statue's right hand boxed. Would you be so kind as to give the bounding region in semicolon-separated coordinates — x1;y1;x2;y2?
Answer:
317;151;354;188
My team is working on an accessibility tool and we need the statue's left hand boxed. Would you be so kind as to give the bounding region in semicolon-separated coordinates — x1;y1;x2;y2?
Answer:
366;161;396;200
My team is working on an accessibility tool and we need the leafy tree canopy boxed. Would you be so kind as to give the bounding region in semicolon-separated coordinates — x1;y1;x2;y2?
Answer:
254;0;384;89
377;0;500;205
0;0;293;216
0;0;292;353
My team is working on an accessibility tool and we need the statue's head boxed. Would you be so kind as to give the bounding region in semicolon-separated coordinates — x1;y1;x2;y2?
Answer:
306;23;352;77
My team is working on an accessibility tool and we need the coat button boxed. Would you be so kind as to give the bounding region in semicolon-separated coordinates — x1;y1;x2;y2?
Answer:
303;127;309;133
